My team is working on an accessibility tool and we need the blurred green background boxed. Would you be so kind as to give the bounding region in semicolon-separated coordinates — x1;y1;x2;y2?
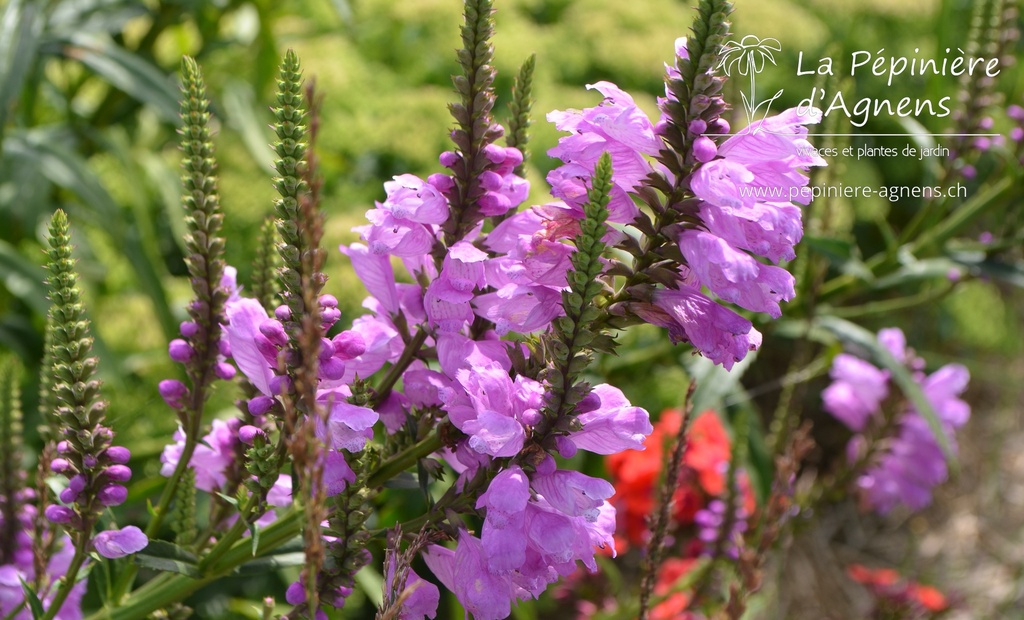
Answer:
0;0;1022;617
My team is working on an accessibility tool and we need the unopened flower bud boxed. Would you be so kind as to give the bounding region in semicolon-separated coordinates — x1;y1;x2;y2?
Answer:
45;505;75;524
97;484;128;506
239;425;266;445
159;379;188;409
104;464;132;482
260;320;289;347
248;395;275;416
168;339;194;363
333;331;366;359
214;362;236;380
427;173;454;192
274;305;291;321
105;447;131;464
321;307;342;327
51;458;72;473
693;136;717;163
318;294;338;309
270;375;292;395
179;321;199;338
439;151;459;168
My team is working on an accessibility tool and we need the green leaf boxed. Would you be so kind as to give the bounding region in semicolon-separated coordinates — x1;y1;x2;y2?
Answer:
234;552;307;575
133;554;201;578
816;315;956;465
684;350;756;415
55;32;179;123
48;0;147;36
949;250;1024;288
0;240;48;315
222;79;275;174
383;471;420;489
17;576;45;619
0;0;42;131
354;565;383;607
132;540;200;577
897;116;940;185
6;129;177;340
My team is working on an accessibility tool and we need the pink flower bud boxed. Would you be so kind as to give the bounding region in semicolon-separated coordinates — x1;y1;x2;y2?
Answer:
439;151;459;168
688;118;708;135
332;331;366;359
159;379;188;409
105;447;131;464
179;321;199;338
45;505;75;524
51;458;72;473
238;425;266;445
259;320;289;347
321;307;342;327
97;484;128;506
318;294;338;309
168;339;194;363
274;305;291;321
693;136;718;163
270;375;292;395
104;464;132;482
427;173;454;192
214;362;236;380
248;395;275;416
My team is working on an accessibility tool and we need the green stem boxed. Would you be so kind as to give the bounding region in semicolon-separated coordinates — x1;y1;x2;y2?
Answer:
366;432;444;489
197;495;260;571
40;536;89;620
370;328;428;408
110;412;202;603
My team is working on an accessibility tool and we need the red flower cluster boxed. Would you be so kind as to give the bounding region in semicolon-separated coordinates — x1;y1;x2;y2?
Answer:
606;409;746;548
605;410;756;619
847;564;949;616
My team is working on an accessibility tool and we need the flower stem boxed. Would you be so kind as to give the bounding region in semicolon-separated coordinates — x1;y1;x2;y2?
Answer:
40;535;89;620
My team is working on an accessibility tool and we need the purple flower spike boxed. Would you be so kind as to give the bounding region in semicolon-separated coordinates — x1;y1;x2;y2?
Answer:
168;339;194;363
93;526;148;559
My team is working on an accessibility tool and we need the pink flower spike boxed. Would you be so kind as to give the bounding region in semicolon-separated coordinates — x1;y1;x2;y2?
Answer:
94;526;148;558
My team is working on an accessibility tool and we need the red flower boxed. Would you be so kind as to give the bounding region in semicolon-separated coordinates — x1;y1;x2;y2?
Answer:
652;558;698;620
606;410;734;548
